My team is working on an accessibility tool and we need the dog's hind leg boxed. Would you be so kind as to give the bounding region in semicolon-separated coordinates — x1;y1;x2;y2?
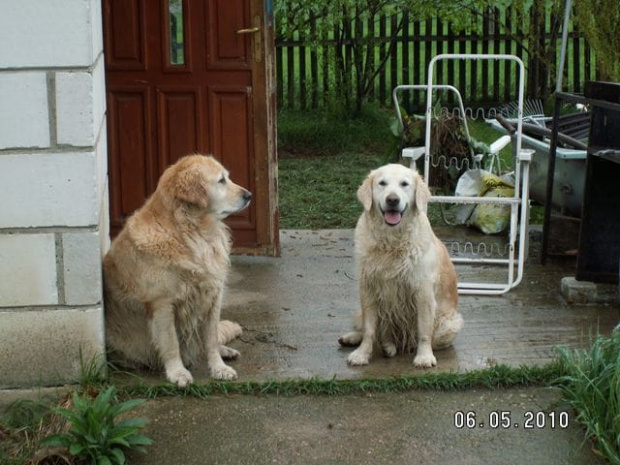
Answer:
338;310;363;346
432;312;464;350
218;320;242;344
338;331;363;347
217;320;242;360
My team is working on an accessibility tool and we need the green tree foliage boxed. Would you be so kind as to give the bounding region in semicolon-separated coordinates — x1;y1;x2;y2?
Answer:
574;0;620;81
275;0;583;112
276;0;466;113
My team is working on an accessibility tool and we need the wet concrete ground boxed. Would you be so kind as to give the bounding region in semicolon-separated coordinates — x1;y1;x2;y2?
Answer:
116;229;617;465
4;229;618;464
127;387;605;465
127;228;617;383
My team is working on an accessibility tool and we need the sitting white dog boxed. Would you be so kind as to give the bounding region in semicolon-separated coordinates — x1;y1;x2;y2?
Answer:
339;164;464;367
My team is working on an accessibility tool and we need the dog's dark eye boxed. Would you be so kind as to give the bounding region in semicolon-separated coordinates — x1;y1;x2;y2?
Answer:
378;180;387;187
218;176;226;184
401;181;410;187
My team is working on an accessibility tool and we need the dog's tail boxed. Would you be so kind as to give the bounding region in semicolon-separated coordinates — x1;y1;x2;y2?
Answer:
218;320;243;345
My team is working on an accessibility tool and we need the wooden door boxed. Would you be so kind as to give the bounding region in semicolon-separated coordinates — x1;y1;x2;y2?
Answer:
103;0;278;254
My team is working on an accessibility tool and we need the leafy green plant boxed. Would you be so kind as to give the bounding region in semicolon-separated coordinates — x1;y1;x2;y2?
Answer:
556;329;620;464
40;387;152;465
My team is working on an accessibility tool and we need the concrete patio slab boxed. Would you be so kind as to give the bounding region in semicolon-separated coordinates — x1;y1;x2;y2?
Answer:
116;229;619;384
126;387;605;465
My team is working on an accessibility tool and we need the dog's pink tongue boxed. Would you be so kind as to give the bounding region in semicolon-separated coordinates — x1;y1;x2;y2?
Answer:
384;211;402;225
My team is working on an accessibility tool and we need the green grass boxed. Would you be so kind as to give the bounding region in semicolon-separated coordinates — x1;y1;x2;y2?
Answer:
277;106;396;229
277;106;395;157
279;152;386;229
117;363;566;399
556;329;620;464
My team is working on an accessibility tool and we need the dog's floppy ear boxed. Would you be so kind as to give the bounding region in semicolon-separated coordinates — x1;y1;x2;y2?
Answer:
413;170;431;214
357;173;373;211
175;165;209;209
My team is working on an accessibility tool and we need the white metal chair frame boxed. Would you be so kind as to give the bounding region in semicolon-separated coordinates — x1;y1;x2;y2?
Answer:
393;54;533;295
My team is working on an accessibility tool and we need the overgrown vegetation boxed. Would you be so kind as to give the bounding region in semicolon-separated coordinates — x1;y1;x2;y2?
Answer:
574;0;620;81
556;329;620;464
0;397;56;465
0;357;152;465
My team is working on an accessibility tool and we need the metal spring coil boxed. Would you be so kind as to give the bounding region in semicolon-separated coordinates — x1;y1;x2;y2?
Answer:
448;241;512;258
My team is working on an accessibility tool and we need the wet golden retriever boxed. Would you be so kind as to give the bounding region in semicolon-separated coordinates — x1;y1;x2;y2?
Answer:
103;154;251;386
339;164;463;367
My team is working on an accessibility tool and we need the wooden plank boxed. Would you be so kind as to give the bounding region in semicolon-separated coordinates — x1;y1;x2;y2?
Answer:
310;14;318;109
572;27;581;93
436;18;444;86
458;27;467;103
402;12;410;109
299;31;307;110
379;14;387;105
367;14;376;102
390;15;398;101
286;39;295;109
493;8;501;103
276;43;283;107
322;25;329;107
446;20;455;107
504;7;512;102
412;20;421;110
470;16;478;102
481;13;490;102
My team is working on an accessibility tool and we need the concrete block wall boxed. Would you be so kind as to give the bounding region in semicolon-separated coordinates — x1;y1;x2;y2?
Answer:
0;0;108;388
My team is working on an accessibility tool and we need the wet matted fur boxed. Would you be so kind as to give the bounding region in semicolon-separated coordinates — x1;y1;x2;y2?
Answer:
339;163;463;367
103;154;251;386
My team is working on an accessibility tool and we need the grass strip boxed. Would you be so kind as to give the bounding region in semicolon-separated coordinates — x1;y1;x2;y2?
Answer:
116;362;567;400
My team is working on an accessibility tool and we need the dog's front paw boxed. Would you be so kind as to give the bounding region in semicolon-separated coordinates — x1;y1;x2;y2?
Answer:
166;366;194;387
413;352;437;368
347;349;370;366
211;364;237;380
219;345;240;360
382;342;397;358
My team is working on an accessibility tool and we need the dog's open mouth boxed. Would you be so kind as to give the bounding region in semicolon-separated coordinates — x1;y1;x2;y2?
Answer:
382;209;403;226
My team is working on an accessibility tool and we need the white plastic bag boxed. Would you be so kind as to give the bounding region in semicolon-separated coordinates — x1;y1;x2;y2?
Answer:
455;169;515;234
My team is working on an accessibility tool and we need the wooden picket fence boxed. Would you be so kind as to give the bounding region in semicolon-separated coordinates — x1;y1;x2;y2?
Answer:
275;8;598;112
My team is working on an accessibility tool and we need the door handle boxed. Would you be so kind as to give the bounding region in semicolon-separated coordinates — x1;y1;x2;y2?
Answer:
236;15;262;63
236;27;260;34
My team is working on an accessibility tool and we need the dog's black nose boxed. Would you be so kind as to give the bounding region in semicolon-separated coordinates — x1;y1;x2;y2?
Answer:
243;190;252;202
386;195;400;208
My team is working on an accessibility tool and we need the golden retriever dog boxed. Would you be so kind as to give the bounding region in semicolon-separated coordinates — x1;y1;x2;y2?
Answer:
339;163;463;368
103;154;251;386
